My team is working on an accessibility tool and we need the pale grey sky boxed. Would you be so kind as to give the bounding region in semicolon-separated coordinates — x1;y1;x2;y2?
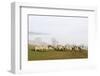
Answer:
29;15;88;45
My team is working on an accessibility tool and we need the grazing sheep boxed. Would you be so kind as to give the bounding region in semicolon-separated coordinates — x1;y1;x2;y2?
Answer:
30;44;87;52
33;45;50;52
65;45;73;50
71;46;82;52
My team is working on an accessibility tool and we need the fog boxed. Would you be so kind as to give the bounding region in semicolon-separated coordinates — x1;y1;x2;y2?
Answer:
29;15;88;46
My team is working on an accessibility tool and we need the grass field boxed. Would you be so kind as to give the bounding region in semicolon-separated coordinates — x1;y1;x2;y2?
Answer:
28;45;88;61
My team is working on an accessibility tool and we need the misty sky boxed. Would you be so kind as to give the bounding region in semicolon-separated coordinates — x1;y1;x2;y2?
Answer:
29;15;88;45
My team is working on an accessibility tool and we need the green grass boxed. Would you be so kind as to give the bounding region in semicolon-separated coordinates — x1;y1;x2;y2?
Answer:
28;45;88;61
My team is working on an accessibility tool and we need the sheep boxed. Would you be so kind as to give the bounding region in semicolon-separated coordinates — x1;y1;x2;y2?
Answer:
33;45;50;52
